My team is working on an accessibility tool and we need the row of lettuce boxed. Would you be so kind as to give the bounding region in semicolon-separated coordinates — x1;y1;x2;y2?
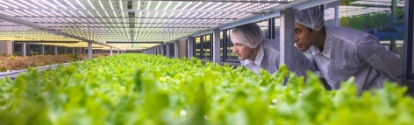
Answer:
0;54;112;72
0;54;413;125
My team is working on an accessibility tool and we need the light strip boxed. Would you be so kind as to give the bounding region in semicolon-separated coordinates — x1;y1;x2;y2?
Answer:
173;2;182;10
198;2;212;10
206;2;222;11
14;10;29;16
146;1;151;10
161;12;166;17
137;0;141;10
42;10;55;16
10;0;29;9
2;1;19;8
181;2;192;10
69;10;79;17
54;0;67;9
96;11;103;18
87;10;94;17
189;2;203;10
76;0;87;10
64;0;77;9
78;10;87;17
98;0;105;10
20;1;39;9
42;0;58;9
190;12;200;18
32;10;44;17
155;1;162;10
0;3;9;9
164;1;172;10
87;0;96;10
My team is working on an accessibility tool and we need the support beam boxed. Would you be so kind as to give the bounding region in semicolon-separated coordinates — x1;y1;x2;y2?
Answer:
110;47;113;56
88;42;92;59
174;41;179;58
160;45;163;55
268;18;276;39
212;29;221;63
54;46;58;55
334;4;339;27
158;45;161;55
65;47;68;54
0;41;13;55
40;45;45;55
223;30;228;61
166;43;171;58
402;0;414;79
279;8;296;71
72;48;75;55
187;37;194;59
22;43;26;56
117;49;120;54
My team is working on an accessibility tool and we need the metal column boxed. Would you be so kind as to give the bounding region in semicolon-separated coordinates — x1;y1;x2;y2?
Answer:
187;37;194;59
279;8;296;70
54;46;58;55
212;29;221;63
110;47;113;56
402;0;414;79
88;42;92;59
40;45;45;55
22;43;26;56
268;18;276;39
174;41;179;58
166;43;170;58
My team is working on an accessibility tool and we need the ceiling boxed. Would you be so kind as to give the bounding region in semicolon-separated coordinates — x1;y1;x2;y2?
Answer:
0;0;295;50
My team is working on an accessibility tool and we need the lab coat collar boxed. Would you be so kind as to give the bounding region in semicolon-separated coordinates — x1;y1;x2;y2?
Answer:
253;44;264;66
312;27;333;58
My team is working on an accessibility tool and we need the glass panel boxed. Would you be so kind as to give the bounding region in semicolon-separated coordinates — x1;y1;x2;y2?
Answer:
195;36;201;58
13;43;22;56
325;0;405;57
203;35;211;59
220;31;224;59
58;47;65;54
226;29;238;60
274;18;281;41
30;45;40;56
257;20;269;38
170;43;174;57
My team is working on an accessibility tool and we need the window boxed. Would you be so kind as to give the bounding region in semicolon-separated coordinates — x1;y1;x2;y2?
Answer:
13;43;22;56
194;36;201;58
324;0;405;56
29;45;40;56
256;20;269;38
203;34;211;60
220;31;224;60
226;29;238;60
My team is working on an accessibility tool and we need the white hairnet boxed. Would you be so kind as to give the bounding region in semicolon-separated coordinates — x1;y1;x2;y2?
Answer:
231;23;265;48
295;6;324;31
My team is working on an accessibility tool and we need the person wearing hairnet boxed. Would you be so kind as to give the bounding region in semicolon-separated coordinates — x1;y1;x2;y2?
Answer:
294;7;402;92
231;23;314;76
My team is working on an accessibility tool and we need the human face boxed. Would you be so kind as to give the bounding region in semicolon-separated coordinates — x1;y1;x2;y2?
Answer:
231;32;254;60
294;23;317;51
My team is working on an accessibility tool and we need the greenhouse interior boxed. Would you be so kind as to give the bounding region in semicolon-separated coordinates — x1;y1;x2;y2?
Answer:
0;0;414;124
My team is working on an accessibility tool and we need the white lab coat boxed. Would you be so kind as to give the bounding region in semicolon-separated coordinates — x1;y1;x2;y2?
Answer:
240;39;314;76
312;27;402;92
